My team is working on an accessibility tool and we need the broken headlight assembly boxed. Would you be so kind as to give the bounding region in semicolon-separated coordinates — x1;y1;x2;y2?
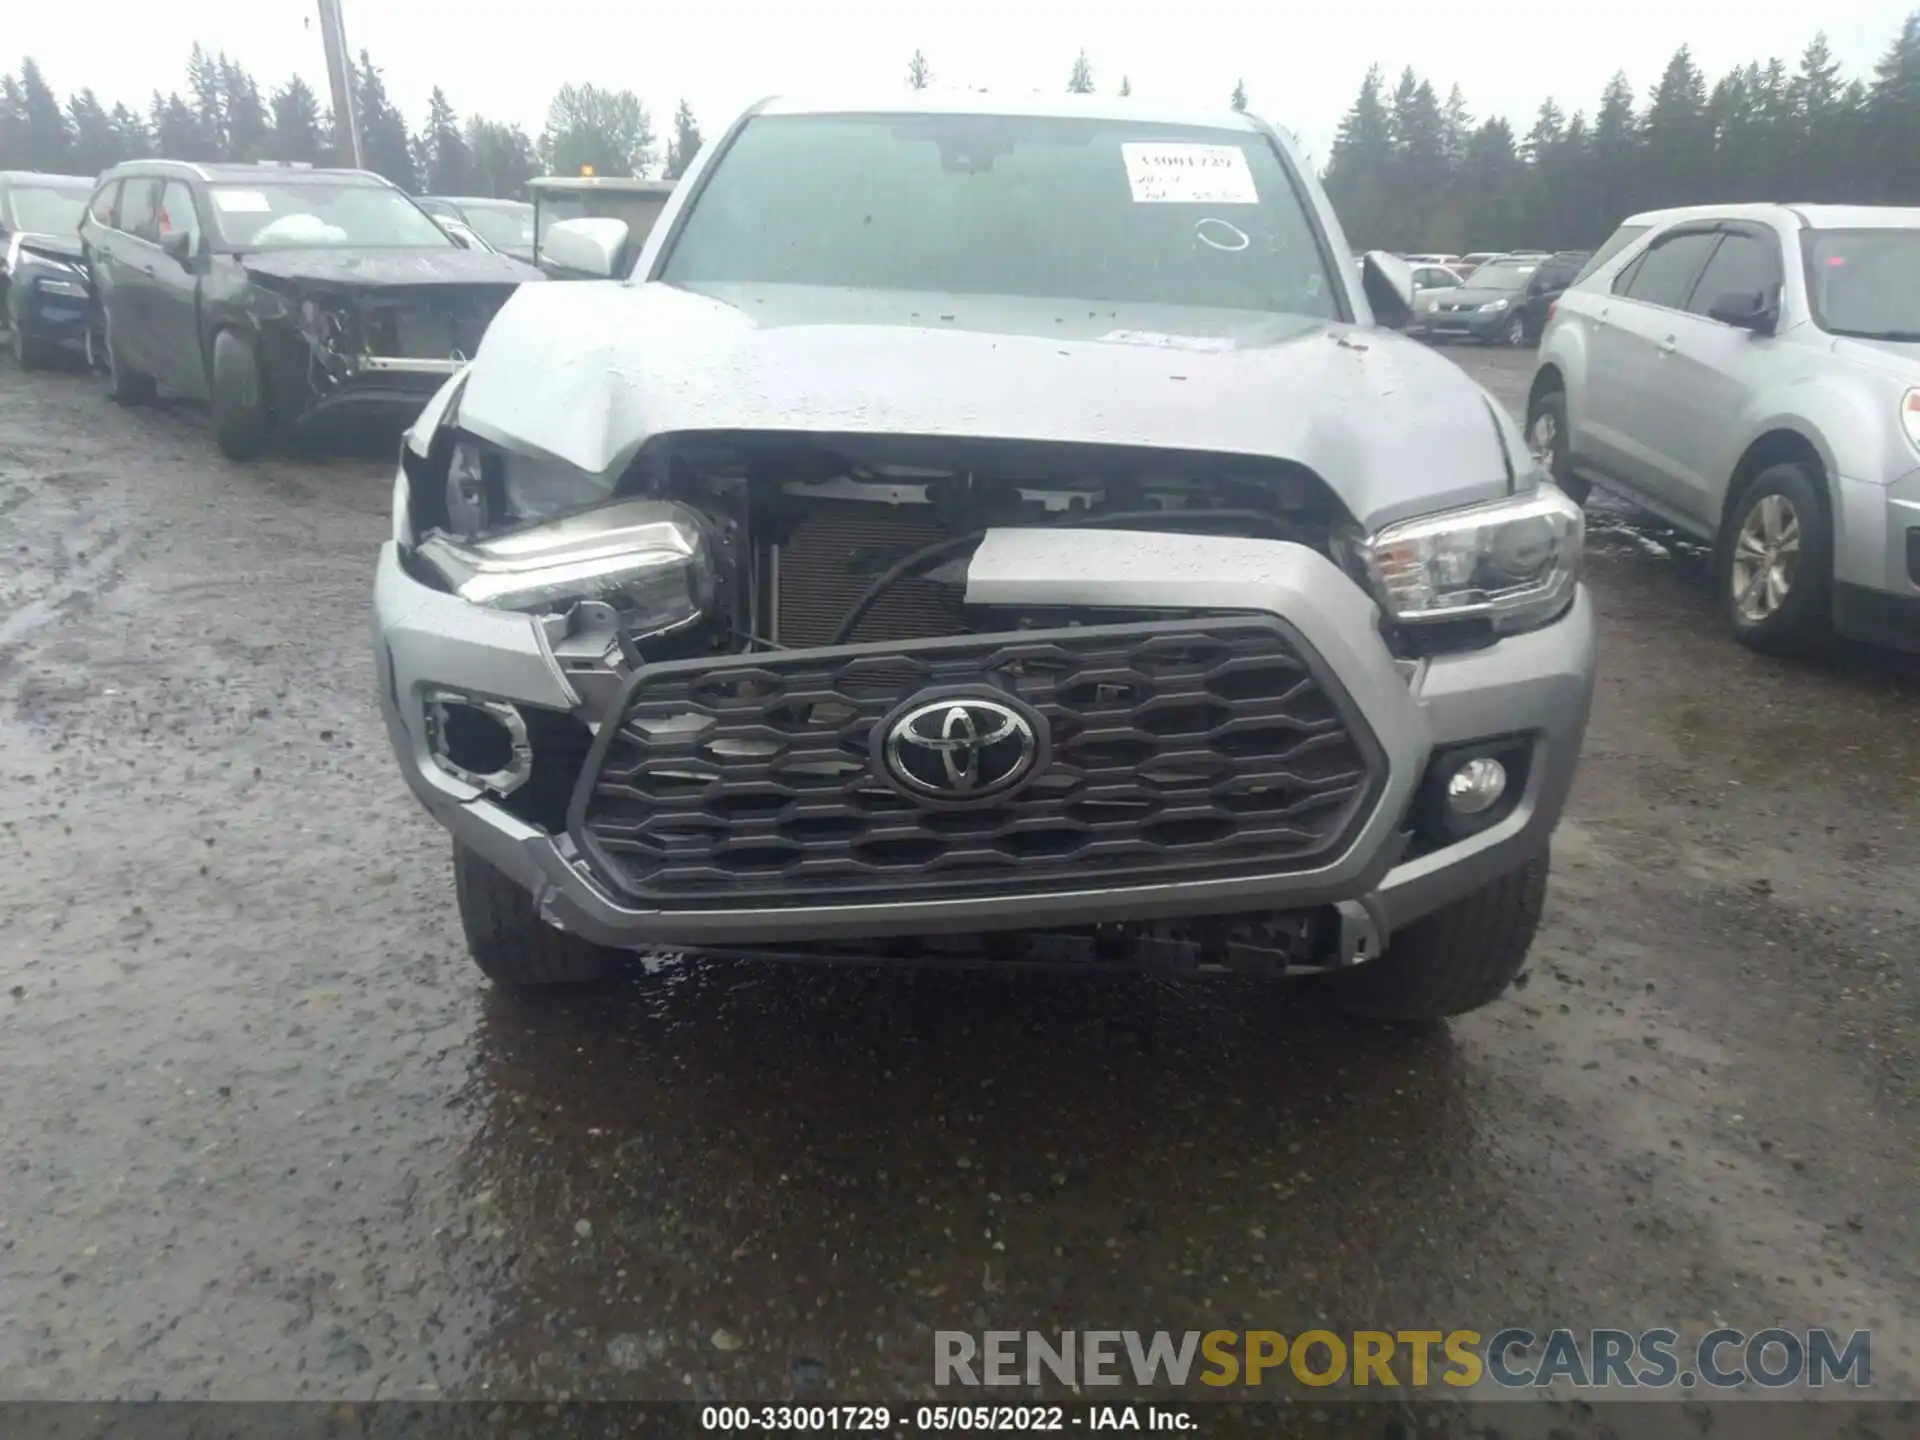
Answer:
417;494;715;637
1356;482;1584;636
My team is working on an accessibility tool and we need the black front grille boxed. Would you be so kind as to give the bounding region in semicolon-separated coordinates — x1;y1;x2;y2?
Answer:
569;619;1385;909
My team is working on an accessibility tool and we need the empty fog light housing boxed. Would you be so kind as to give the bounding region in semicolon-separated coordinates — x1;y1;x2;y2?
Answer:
424;690;532;796
1446;756;1508;815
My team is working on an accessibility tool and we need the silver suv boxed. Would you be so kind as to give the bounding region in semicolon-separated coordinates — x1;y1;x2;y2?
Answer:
1527;203;1920;654
374;94;1595;1020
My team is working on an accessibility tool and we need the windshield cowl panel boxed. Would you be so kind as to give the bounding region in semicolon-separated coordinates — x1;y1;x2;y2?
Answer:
659;112;1344;322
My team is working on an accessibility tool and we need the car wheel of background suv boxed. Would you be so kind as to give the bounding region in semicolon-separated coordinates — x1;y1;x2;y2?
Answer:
103;308;155;405
210;328;272;460
452;841;615;990
1321;855;1548;1021
1502;312;1528;347
1716;461;1832;655
1524;388;1588;505
10;317;51;370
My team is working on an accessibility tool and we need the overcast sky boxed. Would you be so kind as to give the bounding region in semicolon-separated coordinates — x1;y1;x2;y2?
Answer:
11;1;1916;166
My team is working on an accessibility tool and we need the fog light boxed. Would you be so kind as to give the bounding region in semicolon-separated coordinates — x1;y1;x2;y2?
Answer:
424;690;532;795
1446;756;1508;815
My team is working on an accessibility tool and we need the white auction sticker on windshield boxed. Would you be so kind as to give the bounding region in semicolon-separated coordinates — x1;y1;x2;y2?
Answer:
1122;143;1258;204
212;190;272;213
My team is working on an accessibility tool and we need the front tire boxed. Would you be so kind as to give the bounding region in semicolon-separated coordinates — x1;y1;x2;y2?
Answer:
210;328;271;460
453;841;614;990
1502;311;1529;347
1321;856;1548;1022
1524;387;1588;505
1716;462;1832;655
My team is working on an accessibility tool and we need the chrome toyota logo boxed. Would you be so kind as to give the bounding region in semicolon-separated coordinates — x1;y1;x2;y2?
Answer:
879;697;1041;801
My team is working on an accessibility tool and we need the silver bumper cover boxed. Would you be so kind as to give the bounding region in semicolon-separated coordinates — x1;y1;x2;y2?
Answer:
374;528;1596;949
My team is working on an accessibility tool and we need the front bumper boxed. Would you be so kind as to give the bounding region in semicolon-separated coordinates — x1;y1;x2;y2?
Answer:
1416;307;1514;341
373;531;1596;951
9;275;91;339
1833;468;1920;653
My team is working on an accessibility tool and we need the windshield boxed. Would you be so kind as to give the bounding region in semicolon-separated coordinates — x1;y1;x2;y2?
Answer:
660;113;1341;318
1806;228;1920;339
7;182;90;236
1467;260;1537;292
207;182;455;250
463;202;535;250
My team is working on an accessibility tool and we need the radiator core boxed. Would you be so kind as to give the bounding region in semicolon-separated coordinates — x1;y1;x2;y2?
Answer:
769;499;969;647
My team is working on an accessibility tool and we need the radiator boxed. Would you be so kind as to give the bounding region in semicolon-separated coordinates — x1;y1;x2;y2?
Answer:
770;499;969;647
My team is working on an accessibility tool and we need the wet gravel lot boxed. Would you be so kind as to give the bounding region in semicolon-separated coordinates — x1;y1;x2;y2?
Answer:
0;343;1915;1415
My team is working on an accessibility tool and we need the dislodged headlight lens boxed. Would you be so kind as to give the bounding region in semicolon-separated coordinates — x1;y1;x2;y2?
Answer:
1361;484;1584;634
35;276;87;297
416;498;714;631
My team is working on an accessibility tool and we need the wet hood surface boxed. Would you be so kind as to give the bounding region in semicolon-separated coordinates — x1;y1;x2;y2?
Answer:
456;282;1517;529
239;247;542;291
14;232;84;265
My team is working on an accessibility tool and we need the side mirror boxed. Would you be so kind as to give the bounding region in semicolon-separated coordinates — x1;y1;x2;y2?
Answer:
160;230;195;265
541;217;632;279
1360;250;1415;329
1707;290;1778;335
444;226;473;250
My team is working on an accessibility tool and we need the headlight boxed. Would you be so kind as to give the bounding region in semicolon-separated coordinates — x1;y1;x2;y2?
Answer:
444;434;617;528
1902;389;1920;453
1360;484;1584;635
34;276;87;298
1478;298;1510;313
416;497;714;630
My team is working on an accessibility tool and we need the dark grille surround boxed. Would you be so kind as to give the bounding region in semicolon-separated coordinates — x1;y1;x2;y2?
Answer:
568;618;1387;908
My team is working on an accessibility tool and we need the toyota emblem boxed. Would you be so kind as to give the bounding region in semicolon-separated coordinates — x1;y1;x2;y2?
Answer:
877;695;1044;803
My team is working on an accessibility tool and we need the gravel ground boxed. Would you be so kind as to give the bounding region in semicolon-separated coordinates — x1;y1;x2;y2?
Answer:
0;341;1914;1421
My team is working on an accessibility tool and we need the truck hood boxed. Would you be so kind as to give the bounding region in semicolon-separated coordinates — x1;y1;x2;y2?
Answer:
240;246;541;291
454;281;1521;530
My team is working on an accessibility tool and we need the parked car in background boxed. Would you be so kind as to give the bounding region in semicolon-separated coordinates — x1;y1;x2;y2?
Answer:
1;171;95;369
1406;262;1464;332
529;176;677;277
80;160;542;459
1403;252;1463;268
1528;203;1920;654
417;196;536;263
1416;254;1540;346
375;93;1593;1022
1458;251;1504;274
1516;249;1591;344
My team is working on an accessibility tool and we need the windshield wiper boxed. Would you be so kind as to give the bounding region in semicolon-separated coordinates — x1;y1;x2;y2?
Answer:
1828;327;1920;342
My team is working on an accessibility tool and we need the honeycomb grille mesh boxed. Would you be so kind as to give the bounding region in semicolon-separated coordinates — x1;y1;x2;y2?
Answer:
571;620;1382;908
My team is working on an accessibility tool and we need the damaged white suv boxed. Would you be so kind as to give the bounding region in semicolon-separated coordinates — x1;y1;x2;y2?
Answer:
373;94;1595;1021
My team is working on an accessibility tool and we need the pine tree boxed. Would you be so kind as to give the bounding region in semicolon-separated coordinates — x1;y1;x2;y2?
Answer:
353;49;418;188
907;50;933;90
467;117;539;198
1067;51;1094;95
1641;46;1710;209
1440;84;1472;171
420;87;471;194
1117;76;1131;97
150;91;200;161
17;60;71;171
222;58;270;163
186;43;225;158
1322;65;1395;248
108;103;151;161
269;77;325;165
66;88;119;174
665;99;702;180
1867;11;1920;203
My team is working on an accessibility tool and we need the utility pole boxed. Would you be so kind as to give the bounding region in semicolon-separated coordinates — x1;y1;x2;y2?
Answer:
316;0;364;169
